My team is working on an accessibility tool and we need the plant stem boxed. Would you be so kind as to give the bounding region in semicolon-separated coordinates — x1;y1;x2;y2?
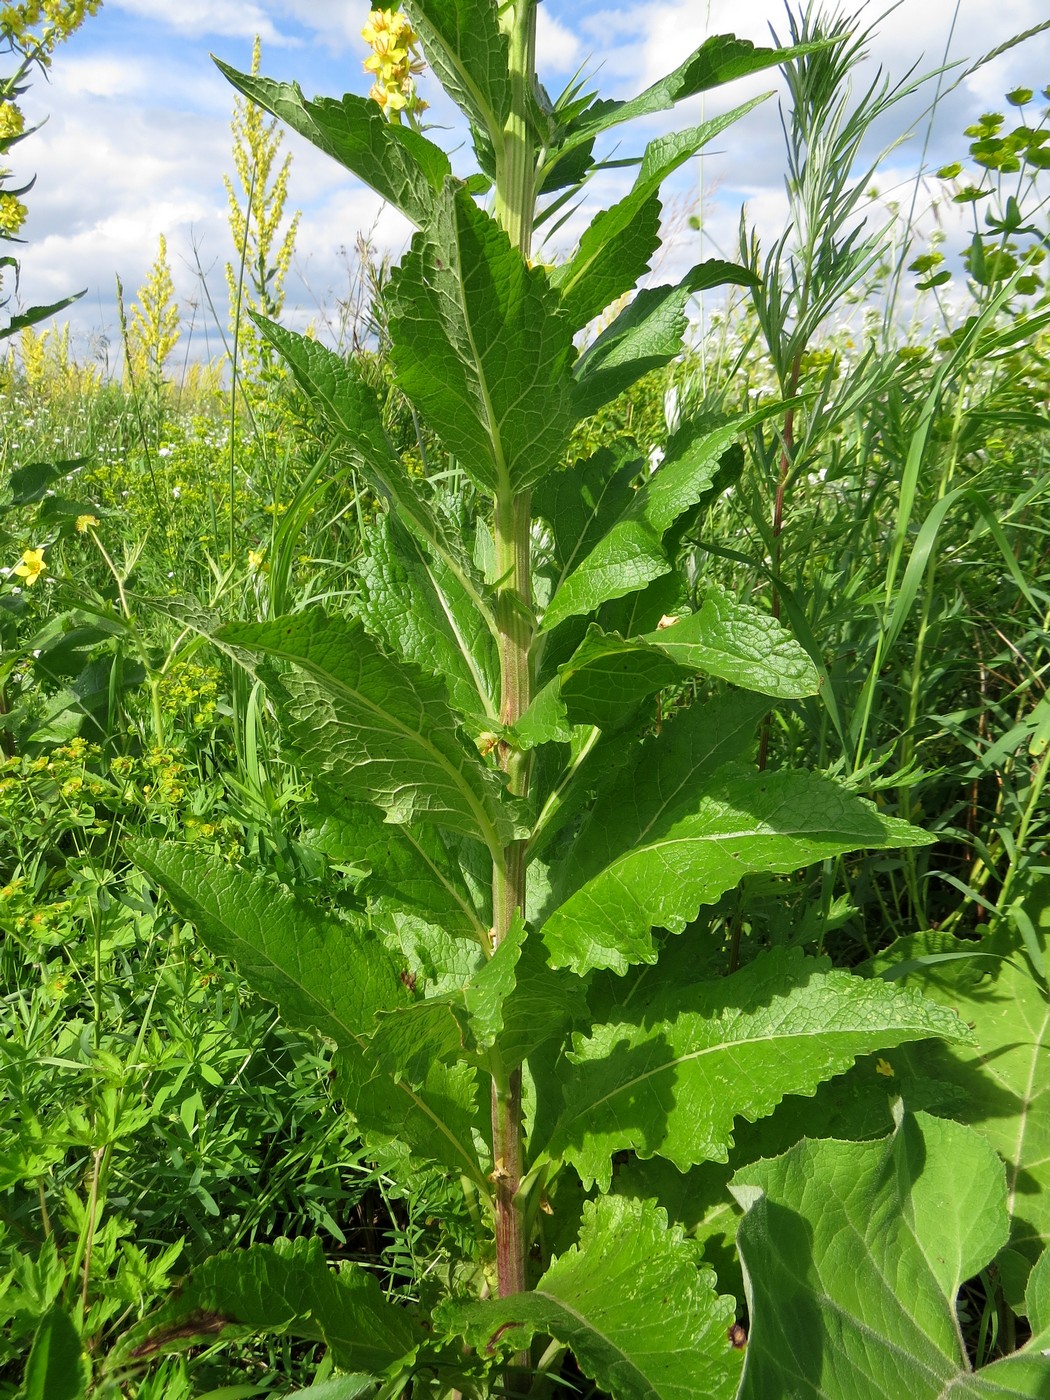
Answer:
488;0;537;1342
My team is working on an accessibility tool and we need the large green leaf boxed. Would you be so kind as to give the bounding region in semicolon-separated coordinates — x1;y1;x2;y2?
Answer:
541;413;766;632
304;796;487;945
553;114;762;331
131;1237;419;1378
20;1307;88;1400
440;1196;741;1400
533;446;641;596
356;512;500;724
531;690;765;876
543;765;932;975
387;181;576;496
214;62;450;226
641;586;820;696
218;612;520;848
868;928;1050;1293
556;591;818;729
733;1109;1050;1397
402;0;510;140
538;947;971;1189
130;842;487;1186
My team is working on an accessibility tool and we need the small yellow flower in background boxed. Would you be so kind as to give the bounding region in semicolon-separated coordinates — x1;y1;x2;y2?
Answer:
362;8;427;125
75;513;99;533
13;547;46;585
248;548;270;573
0;193;28;236
0;100;25;141
875;1057;894;1077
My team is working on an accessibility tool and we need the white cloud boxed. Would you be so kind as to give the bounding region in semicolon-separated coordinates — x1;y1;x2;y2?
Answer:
6;0;1050;364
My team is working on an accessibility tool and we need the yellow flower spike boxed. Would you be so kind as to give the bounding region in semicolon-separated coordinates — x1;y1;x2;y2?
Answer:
12;547;46;585
75;513;98;533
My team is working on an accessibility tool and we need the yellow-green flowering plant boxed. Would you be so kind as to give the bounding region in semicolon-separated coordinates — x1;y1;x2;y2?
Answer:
114;4;1050;1398
1;0;101;339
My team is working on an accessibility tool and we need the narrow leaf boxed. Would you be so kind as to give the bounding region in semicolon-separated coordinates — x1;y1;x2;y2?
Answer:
130;841;487;1185
305;796;487;944
440;1196;741;1400
543;765;933;974
356;512;500;723
542;947;972;1188
249;316;482;608
542;412;776;632
387;182;576;495
568;35;816;145
641;586;820;698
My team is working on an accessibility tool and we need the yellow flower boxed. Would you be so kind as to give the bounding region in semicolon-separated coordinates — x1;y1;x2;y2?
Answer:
75;513;99;533
875;1057;894;1077
13;547;46;585
247;548;270;573
0;101;25;141
0;193;28;236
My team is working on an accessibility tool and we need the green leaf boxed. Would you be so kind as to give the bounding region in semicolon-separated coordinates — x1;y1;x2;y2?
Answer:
213;62;450;226
130;841;407;1045
868;926;1050;1288
534;447;641;590
558;626;681;729
20;1306;88;1400
542;411;776;632
733;1109;1050;1397
217;613;520;848
641;586;820;698
402;0;510;140
249;318;480;604
553;115;762;331
543;766;933;974
130;842;487;1185
567;35;810;146
556;591;817;731
540;947;972;1188
6;458;86;506
552;689;762;873
132;1237;419;1378
356;512;500;724
439;1196;741;1400
387;182;576;495
571;269;719;420
482;922;586;1067
304;797;487;945
462;913;526;1050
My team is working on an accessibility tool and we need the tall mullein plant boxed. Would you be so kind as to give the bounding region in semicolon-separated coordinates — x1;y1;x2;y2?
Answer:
129;3;975;1395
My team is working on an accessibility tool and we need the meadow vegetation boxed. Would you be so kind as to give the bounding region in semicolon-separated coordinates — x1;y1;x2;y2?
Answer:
1;2;1050;1397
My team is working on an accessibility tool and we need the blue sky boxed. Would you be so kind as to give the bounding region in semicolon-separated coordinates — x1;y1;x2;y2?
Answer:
8;0;1050;365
